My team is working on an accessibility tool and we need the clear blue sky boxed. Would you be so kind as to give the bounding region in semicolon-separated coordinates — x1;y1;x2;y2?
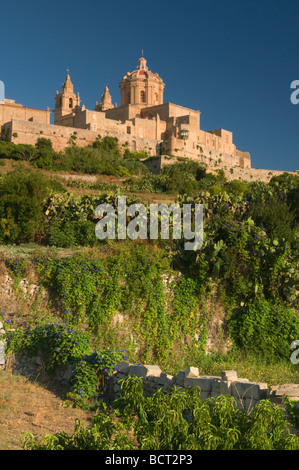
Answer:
1;0;298;171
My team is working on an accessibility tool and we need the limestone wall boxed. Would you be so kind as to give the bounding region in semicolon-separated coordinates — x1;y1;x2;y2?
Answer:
0;100;50;127
162;139;243;167
4;119;97;151
221;166;298;183
2;119;162;156
143;154;298;182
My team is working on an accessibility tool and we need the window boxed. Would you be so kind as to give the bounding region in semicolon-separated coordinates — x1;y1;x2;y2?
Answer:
69;97;73;108
127;126;131;134
140;90;146;103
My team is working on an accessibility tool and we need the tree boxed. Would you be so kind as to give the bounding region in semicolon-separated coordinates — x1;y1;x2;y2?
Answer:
35;137;53;151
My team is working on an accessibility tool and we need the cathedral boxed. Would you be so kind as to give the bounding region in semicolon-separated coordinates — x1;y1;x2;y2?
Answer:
0;56;251;170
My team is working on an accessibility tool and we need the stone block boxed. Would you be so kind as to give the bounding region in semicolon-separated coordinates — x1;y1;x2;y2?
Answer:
175;370;185;387
116;361;130;374
269;396;284;405
221;370;238;381
244;397;259;413
184;366;199;378
231;380;268;400
212;379;221;393
184;376;214;392
269;384;299;398
144;364;162;377
233;397;244;410
113;383;121;393
128;365;148;378
143;384;155;394
158;372;173;386
220;380;232;395
287;396;299;402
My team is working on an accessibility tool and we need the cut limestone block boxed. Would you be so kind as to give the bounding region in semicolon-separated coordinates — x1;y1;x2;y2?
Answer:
221;370;238;381
269;384;299;399
128;364;162;379
184;366;199;378
184;376;219;392
231;379;268;400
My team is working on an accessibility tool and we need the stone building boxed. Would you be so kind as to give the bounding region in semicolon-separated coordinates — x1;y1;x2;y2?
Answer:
0;98;50;127
0;55;251;170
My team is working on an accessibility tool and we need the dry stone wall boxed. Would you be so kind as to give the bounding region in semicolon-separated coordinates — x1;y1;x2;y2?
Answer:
110;362;299;413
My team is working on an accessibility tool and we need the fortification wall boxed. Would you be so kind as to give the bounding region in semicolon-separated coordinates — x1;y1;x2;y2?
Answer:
162;138;248;168
143;155;297;182
2;119;162;156
4;119;97;151
222;166;298;183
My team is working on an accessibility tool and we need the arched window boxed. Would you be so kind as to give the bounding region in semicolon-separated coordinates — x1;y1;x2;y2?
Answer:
140;90;146;103
69;97;73;108
127;92;131;104
154;92;159;104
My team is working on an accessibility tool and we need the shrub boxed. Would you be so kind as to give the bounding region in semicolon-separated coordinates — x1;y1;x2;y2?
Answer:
250;195;297;243
6;322;93;373
0;167;56;244
229;297;299;361
35;137;53;151
48;219;98;248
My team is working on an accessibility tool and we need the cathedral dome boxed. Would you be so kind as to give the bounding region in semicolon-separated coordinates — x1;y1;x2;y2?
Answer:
119;56;165;107
122;57;163;83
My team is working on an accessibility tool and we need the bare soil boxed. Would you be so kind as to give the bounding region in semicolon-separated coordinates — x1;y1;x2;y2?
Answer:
0;369;94;450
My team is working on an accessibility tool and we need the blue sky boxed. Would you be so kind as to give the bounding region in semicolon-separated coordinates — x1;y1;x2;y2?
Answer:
1;0;298;171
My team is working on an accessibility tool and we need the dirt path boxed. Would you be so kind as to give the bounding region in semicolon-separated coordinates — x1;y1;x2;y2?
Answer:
0;370;94;450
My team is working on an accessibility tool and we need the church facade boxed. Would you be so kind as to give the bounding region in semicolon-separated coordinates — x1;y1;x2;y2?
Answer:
0;56;251;170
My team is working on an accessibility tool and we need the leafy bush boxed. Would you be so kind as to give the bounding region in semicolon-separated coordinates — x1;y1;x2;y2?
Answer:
229;297;299;361
35;137;53;151
249;195;297;244
68;348;129;399
7;322;93;372
48;219;98;247
0;167;60;244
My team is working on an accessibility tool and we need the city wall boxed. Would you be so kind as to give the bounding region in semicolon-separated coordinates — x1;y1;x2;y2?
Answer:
143;155;297;182
1;119;162;155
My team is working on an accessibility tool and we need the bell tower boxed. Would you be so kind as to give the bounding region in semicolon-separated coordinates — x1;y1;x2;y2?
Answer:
95;85;114;111
54;73;80;125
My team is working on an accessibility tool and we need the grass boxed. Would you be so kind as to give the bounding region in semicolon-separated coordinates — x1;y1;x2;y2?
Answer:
159;350;299;387
197;356;299;386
